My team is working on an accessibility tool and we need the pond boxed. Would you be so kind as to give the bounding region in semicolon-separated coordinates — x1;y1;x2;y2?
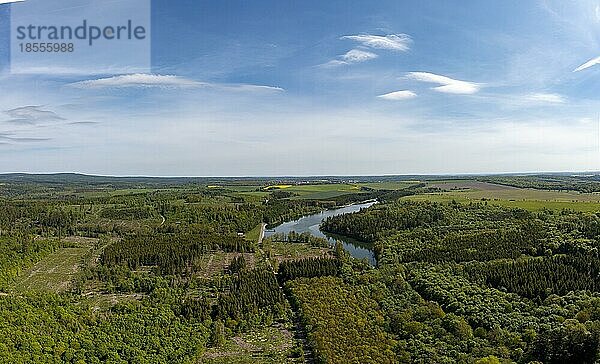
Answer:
265;201;377;265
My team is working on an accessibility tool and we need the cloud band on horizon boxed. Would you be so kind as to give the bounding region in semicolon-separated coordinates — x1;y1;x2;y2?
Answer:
69;74;285;92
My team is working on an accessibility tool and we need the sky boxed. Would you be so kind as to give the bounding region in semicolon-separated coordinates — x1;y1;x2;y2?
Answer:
0;0;599;176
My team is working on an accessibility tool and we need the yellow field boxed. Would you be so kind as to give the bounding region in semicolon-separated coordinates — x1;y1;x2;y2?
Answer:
263;185;293;190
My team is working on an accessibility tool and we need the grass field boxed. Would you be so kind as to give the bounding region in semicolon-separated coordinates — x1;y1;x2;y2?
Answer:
12;237;100;293
282;184;363;200
231;182;420;201
428;180;514;191
14;247;91;292
358;181;420;190
245;224;263;243
231;183;365;200
226;185;263;192
407;180;600;212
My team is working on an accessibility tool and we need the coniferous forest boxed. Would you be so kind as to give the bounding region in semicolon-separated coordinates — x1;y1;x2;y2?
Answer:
0;175;600;363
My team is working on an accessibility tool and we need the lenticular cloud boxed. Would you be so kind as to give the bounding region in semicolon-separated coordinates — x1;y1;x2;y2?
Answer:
341;34;412;52
406;72;481;94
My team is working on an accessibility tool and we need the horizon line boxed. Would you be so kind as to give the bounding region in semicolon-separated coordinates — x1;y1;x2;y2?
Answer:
0;170;598;179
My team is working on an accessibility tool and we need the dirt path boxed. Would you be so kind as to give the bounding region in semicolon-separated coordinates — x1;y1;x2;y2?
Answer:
288;308;315;363
257;223;275;274
202;254;215;278
258;223;266;245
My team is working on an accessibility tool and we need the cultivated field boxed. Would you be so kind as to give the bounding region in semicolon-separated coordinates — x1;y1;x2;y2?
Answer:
232;181;418;201
408;180;600;211
358;181;421;190
428;180;518;191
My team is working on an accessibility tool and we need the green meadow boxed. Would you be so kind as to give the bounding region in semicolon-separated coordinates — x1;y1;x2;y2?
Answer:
406;180;600;212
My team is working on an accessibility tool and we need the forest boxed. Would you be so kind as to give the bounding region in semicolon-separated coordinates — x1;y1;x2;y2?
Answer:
322;199;600;363
480;175;600;193
0;174;600;363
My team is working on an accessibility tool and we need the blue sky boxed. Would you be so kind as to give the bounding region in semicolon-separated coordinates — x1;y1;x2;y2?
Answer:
0;0;599;176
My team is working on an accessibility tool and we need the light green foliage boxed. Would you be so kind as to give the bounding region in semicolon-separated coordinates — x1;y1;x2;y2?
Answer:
287;276;397;364
0;293;210;363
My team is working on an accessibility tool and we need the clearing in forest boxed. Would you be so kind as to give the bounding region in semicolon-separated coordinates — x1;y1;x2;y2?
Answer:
201;325;301;364
195;252;258;279
13;237;97;293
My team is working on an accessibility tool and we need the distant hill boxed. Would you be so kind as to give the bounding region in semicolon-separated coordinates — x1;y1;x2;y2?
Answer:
0;172;598;188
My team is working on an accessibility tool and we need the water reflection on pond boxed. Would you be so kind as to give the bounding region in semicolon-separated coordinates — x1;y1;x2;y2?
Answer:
265;201;377;265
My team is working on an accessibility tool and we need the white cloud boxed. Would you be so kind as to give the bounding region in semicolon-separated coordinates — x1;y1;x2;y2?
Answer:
341;34;412;51
525;93;566;103
70;74;205;89
341;49;378;63
320;60;349;68
321;49;378;68
573;56;600;72
321;33;409;68
0;0;25;4
219;84;284;92
69;74;284;92
406;72;481;94
377;90;417;100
